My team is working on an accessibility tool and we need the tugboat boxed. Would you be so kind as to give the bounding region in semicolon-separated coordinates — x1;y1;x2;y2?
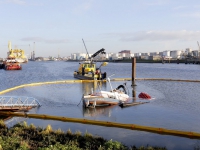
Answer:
74;40;108;80
74;48;108;80
2;56;22;70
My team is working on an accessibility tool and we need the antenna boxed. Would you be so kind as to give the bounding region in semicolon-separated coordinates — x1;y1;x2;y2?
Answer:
82;39;89;61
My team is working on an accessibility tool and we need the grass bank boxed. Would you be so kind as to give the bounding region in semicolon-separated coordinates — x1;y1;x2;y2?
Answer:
0;120;167;150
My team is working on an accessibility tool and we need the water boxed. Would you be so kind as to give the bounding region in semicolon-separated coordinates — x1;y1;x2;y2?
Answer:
1;61;200;150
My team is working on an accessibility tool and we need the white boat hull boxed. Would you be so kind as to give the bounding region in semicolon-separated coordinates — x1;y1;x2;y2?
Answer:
83;90;129;108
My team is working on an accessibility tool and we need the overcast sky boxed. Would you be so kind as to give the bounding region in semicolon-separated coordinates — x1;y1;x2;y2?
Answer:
0;0;200;57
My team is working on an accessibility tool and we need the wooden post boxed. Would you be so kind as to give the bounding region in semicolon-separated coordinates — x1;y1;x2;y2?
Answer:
132;57;136;86
132;57;136;82
132;86;136;102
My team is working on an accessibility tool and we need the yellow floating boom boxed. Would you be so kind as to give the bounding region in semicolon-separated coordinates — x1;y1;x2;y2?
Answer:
0;111;200;139
0;78;200;95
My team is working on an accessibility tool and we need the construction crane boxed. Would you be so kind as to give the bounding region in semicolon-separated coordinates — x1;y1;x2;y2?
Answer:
7;41;28;63
82;39;90;61
197;41;200;63
82;39;106;62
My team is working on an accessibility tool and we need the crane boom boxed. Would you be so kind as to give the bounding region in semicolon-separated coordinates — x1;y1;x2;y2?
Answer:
82;39;89;61
197;41;200;50
197;41;200;61
91;48;106;58
81;39;106;62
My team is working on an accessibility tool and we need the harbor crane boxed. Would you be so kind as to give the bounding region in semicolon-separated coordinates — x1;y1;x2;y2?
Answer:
197;41;200;61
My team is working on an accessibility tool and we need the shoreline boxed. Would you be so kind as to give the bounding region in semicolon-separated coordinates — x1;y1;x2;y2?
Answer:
66;59;189;64
0;120;167;150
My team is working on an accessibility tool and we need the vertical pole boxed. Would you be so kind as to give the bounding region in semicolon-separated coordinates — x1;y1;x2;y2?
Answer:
132;57;136;83
132;57;137;100
132;86;136;101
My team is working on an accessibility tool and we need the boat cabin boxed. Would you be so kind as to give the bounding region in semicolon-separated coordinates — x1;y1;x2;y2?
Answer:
78;62;96;74
74;61;106;80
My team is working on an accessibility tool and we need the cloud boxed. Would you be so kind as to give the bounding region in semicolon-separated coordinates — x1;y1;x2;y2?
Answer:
143;0;169;6
0;0;43;6
173;5;187;10
116;30;200;42
194;5;200;8
21;37;69;44
174;4;200;10
72;0;93;14
180;12;200;18
4;0;26;5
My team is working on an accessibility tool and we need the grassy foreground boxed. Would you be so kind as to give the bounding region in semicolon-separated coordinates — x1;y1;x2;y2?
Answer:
0;120;167;150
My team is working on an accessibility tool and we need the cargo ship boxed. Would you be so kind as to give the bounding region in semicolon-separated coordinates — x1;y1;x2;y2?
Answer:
7;41;28;63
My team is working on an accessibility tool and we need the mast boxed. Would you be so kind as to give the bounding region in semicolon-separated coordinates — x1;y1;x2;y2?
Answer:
82;39;89;61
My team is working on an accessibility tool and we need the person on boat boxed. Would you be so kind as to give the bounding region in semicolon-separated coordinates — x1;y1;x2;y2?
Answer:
102;72;106;79
96;68;102;80
82;66;85;75
91;70;94;77
95;68;99;74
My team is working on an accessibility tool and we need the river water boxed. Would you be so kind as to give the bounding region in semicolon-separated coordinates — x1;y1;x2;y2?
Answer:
1;61;200;150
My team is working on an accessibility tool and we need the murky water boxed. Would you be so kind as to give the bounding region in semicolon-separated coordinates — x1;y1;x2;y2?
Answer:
1;61;200;150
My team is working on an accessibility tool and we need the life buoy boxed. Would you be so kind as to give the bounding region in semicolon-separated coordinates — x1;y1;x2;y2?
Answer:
138;92;151;99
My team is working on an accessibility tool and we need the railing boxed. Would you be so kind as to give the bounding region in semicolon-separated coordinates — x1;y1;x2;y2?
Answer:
0;96;41;109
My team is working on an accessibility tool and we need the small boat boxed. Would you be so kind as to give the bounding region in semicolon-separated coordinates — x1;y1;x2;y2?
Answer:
83;77;129;107
74;39;108;80
74;59;107;80
2;56;22;70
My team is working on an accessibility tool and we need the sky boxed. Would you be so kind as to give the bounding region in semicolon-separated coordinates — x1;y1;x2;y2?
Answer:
0;0;200;58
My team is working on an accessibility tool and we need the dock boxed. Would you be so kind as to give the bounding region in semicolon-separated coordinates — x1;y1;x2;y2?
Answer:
0;96;41;111
119;101;149;108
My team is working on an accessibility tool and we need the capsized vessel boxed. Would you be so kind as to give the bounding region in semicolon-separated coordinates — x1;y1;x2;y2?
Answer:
82;77;129;107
